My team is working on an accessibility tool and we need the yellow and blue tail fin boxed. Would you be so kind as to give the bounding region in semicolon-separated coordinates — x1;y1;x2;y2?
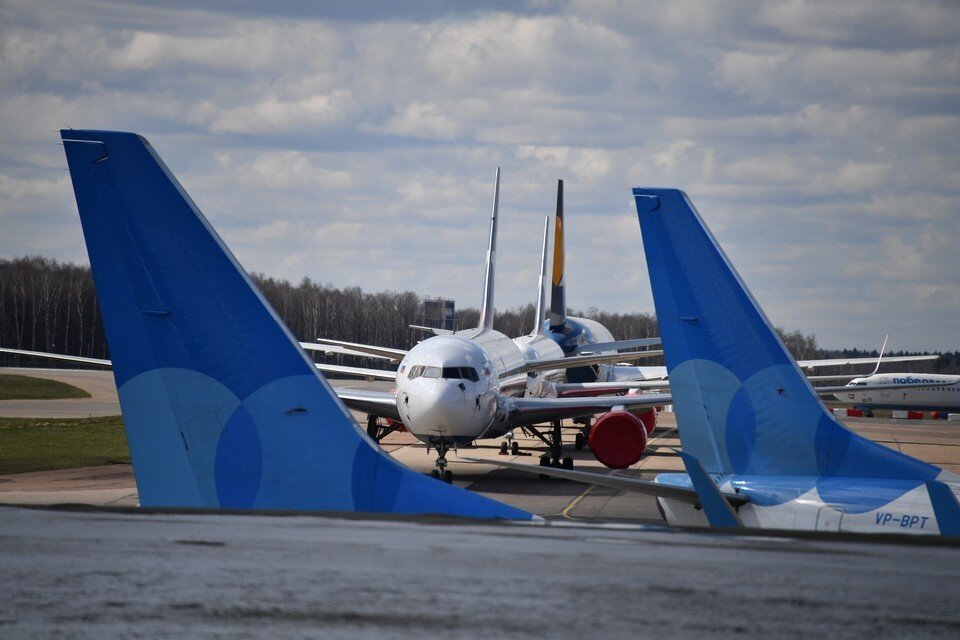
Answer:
61;129;531;520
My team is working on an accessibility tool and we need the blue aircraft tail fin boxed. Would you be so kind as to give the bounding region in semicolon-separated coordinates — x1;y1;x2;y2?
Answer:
633;188;940;483
60;129;531;520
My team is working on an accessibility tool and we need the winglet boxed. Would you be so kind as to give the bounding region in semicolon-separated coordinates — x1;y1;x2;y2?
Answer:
549;179;566;330
60;130;532;521
869;334;889;376
477;167;500;332
926;481;960;536
677;451;743;529
531;215;550;337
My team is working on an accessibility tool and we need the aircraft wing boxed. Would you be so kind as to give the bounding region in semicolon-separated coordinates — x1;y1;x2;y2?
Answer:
313;338;408;362
815;381;956;395
0;347;397;390
520;350;663;375
504;392;671;427
314;363;397;381
409;324;454;336
334;387;402;422
462;457;747;507
553;381;670;397
0;347;111;367
796;355;938;369
573;337;661;354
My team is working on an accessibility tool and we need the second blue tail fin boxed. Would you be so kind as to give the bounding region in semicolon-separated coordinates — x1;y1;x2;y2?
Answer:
61;129;532;520
633;188;939;483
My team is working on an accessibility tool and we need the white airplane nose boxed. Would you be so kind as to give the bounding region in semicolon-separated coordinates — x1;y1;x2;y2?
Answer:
400;381;488;439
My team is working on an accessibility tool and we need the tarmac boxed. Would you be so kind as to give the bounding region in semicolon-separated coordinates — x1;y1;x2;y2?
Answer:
2;368;958;522
2;368;960;638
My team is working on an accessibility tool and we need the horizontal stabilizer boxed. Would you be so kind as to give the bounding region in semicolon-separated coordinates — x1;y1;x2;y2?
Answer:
677;451;743;528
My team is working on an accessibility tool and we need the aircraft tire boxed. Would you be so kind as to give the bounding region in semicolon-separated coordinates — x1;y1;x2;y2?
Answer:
538;454;551;480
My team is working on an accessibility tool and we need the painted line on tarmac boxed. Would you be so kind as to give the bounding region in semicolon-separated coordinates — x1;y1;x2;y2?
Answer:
561;484;595;520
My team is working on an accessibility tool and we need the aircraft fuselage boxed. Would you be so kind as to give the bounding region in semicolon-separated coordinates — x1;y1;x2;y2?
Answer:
836;373;960;412
656;473;959;534
393;329;565;445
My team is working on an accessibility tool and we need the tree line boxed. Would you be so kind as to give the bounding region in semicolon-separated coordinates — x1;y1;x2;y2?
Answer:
1;255;956;375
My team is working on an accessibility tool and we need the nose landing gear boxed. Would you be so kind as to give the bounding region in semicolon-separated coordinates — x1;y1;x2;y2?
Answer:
427;436;455;483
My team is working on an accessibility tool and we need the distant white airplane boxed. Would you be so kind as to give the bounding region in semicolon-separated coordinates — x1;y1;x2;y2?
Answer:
834;373;960;413
477;187;960;536
325;169;671;480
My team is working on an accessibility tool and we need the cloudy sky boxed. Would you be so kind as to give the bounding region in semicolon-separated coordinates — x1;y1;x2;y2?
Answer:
1;1;957;351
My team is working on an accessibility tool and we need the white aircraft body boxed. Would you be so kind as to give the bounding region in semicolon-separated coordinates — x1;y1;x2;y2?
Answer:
333;170;669;480
480;187;960;536
835;373;960;413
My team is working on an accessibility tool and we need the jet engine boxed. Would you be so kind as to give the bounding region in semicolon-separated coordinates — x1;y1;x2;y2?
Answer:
632;406;657;435
588;410;648;469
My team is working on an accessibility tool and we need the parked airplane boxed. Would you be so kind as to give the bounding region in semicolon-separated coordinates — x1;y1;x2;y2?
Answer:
322;170;671;480
52;128;536;520
478;187;960;536
834;373;960;413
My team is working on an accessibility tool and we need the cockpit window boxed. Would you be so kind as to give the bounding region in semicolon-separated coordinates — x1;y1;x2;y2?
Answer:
408;365;478;381
442;367;479;382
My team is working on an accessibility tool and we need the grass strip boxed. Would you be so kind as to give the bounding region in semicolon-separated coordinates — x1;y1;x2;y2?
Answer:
0;373;91;400
0;416;129;475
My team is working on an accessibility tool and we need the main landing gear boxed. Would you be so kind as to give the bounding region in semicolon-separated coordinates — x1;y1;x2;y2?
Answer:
525;420;574;479
573;417;592;451
427;436;454;484
499;431;521;456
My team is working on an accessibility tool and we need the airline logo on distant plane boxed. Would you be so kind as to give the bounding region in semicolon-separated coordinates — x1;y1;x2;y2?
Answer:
891;377;938;384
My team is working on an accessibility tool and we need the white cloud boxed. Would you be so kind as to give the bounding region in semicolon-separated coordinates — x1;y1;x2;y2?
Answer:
0;1;958;350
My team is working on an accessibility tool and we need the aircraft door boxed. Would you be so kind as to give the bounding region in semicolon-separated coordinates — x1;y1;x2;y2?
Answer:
815;506;843;532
